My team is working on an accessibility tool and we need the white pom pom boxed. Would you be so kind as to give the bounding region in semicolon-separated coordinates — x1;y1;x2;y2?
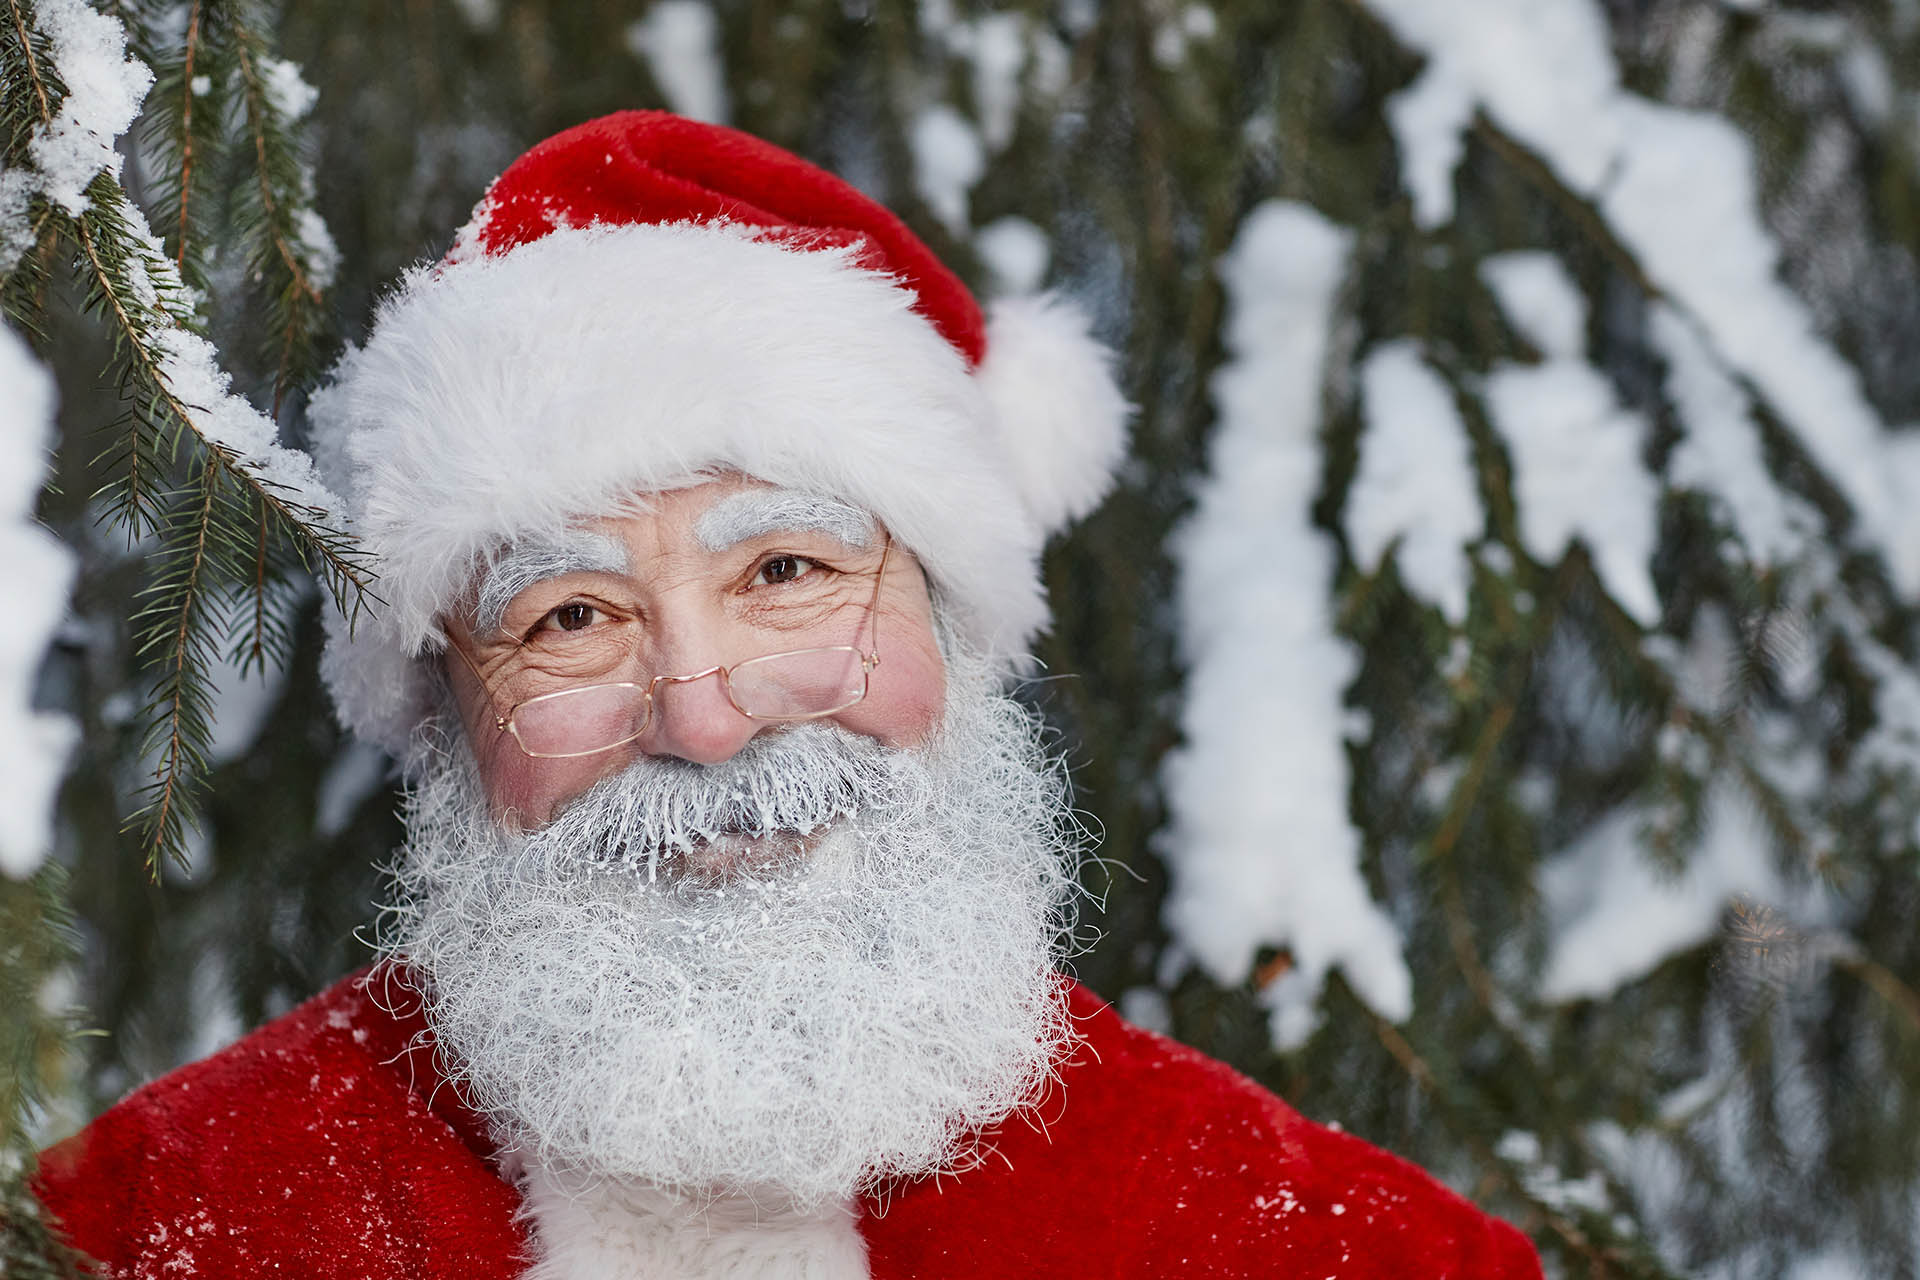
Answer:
974;293;1131;534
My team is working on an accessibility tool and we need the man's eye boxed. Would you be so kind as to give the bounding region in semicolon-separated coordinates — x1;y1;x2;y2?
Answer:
537;602;600;633
754;555;816;586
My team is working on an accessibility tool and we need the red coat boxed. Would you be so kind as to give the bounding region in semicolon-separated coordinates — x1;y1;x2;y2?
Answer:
36;968;1541;1278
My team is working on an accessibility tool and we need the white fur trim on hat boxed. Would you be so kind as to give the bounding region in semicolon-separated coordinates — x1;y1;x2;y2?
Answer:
309;222;1126;756
976;294;1131;532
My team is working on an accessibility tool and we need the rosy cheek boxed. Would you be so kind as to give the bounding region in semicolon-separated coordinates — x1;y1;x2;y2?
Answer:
477;735;622;828
839;629;945;749
472;735;543;825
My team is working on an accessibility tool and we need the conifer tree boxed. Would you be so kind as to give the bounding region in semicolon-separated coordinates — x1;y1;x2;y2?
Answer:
6;2;1918;1275
1;0;365;1264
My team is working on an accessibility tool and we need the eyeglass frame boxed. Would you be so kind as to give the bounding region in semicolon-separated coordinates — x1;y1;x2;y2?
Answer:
445;534;893;760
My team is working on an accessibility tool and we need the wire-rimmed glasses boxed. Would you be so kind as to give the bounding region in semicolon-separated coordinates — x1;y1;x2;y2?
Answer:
449;538;891;760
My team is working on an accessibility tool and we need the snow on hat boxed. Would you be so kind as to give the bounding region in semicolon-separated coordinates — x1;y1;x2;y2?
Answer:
308;110;1129;757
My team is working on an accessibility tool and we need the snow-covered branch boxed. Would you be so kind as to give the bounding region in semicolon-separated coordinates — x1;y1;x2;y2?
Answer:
1;0;371;869
1159;200;1413;1049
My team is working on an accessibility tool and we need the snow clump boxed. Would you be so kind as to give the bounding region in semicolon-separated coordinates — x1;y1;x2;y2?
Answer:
1479;250;1661;627
1160;200;1414;1050
625;1;730;126
975;216;1051;295
1345;339;1482;625
0;0;153;271
0;330;77;879
1364;0;1920;596
910;105;986;238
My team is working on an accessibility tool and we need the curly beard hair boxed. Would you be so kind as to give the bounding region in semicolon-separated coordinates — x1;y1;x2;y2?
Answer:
375;648;1083;1210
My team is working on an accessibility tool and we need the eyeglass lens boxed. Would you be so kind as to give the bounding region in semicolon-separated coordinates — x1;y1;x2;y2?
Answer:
510;647;872;758
728;647;868;719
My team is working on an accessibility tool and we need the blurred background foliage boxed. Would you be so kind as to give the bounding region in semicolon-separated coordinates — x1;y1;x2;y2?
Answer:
7;0;1920;1276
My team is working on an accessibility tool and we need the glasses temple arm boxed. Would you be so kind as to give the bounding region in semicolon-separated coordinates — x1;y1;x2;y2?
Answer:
443;630;511;731
865;535;892;667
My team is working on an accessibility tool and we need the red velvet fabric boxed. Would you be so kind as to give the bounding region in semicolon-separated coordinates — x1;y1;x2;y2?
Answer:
35;969;1541;1278
454;110;987;366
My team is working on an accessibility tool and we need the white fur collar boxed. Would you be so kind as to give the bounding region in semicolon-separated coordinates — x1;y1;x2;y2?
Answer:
517;1160;870;1280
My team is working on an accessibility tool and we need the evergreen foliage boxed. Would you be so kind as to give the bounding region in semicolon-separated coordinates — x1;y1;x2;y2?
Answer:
0;0;366;1261
1;867;84;1277
5;2;1919;1276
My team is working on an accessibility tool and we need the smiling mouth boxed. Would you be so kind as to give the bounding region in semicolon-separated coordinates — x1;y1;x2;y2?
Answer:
683;826;830;881
610;821;834;881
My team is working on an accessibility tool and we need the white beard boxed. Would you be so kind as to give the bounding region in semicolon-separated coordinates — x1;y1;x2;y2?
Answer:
377;650;1080;1216
514;1166;872;1280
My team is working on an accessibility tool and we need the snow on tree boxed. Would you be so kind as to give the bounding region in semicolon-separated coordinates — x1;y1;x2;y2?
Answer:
1160;200;1414;1051
0;327;82;1280
1344;339;1480;627
1155;1;1920;1271
0;331;74;880
7;2;1920;1276
2;0;367;1265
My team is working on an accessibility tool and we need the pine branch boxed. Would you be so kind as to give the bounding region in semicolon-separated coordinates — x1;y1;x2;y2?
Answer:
4;0;364;583
229;8;331;414
0;207;56;338
231;28;314;296
3;0;50;126
0;869;89;1278
1420;557;1578;1032
250;497;267;672
67;193;368;598
129;459;223;870
127;0;225;308
1366;1009;1679;1279
2;0;374;876
1432;703;1514;1018
1832;951;1920;1037
172;2;199;269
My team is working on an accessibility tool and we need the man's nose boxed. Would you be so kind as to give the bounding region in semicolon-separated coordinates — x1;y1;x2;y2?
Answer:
639;667;764;765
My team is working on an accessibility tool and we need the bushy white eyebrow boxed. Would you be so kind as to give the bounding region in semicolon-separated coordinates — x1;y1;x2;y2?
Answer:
472;530;631;636
693;489;877;553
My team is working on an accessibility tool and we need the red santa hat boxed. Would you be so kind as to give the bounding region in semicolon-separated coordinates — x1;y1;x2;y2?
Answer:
308;110;1130;757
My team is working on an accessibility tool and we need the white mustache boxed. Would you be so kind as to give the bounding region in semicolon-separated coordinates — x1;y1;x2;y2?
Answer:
534;723;904;877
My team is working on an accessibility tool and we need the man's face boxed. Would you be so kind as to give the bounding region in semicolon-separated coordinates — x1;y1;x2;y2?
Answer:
441;475;948;829
386;508;1077;1203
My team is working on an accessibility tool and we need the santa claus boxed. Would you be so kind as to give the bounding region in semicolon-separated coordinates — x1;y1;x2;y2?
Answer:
35;112;1541;1279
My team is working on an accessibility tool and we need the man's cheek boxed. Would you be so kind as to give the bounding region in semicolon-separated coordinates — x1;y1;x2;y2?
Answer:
480;743;616;828
855;639;946;749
